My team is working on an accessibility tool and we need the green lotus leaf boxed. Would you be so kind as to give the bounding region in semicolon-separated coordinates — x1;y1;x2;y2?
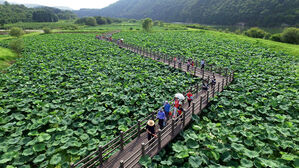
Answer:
241;158;253;167
186;139;199;149
231;143;245;151
80;134;89;141
33;154;46;163
281;153;297;161
50;154;62;165
176;151;189;159
188;156;202;168
161;160;172;166
33;143;46;152
38;133;51;142
244;149;259;158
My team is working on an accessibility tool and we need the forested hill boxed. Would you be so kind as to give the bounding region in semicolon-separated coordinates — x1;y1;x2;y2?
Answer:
99;0;299;27
0;2;76;24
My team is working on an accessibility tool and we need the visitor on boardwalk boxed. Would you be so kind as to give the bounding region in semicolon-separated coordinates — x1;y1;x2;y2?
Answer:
202;82;209;91
174;57;177;62
201;59;205;70
163;101;171;120
211;75;216;86
146;120;157;141
172;98;180;118
157;108;166;129
95;35;99;39
177;104;184;116
191;60;195;70
187;59;191;71
178;57;182;67
186;91;193;107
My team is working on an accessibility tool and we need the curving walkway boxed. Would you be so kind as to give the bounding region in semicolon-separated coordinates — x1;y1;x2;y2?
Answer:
71;33;234;168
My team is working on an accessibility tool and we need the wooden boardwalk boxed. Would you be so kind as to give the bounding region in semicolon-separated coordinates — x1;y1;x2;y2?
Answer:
71;36;234;168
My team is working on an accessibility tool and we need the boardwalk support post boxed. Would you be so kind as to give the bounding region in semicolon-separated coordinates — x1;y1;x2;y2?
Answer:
158;129;161;150
152;112;155;120
120;131;124;151
120;160;124;168
99;146;103;166
137;120;141;137
207;76;210;83
171;118;175;136
207;91;209;103
222;78;225;91
174;60;176;68
196;83;199;95
217;82;220;93
202;69;204;79
192;103;195;115
212;85;215;97
194;67;197;76
141;143;145;156
183;109;186;127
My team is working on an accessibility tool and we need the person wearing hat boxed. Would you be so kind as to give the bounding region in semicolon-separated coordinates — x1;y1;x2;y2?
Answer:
146;120;157;141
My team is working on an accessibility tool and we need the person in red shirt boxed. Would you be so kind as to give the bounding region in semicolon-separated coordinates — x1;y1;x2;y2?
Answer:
173;98;180;118
187;91;193;107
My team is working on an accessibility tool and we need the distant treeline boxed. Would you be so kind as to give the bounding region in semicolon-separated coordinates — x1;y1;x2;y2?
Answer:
0;2;77;25
75;16;122;26
99;0;299;27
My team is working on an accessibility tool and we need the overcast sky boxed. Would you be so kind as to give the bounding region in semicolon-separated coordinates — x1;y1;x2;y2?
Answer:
6;0;119;10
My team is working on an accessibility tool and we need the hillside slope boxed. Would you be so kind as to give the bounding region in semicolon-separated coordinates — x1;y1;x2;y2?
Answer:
99;0;299;27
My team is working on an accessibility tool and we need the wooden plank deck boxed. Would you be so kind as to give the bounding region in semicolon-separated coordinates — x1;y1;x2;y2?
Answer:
71;37;233;168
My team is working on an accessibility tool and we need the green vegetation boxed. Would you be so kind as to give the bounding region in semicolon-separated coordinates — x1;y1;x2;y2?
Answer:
99;0;299;27
2;21;79;30
0;2;76;25
0;33;198;167
113;31;298;167
42;27;52;34
142;18;153;32
9;27;25;37
244;27;268;39
8;38;24;55
281;27;299;44
0;46;17;70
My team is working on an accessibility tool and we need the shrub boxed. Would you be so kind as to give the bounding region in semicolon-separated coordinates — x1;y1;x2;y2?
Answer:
43;27;51;34
244;27;267;38
142;18;153;32
270;33;282;42
9;38;24;55
281;27;299;44
9;27;24;37
129;27;133;30
85;17;97;26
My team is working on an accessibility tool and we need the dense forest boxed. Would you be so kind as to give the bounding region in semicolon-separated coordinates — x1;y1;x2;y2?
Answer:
99;0;299;27
0;2;76;25
73;9;101;18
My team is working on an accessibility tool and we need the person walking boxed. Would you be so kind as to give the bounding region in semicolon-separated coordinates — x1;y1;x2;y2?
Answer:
201;59;205;70
187;59;191;72
202;82;209;91
146;120;157;142
172;98;180;118
186;91;193;107
191;60;195;70
211;75;216;86
163;101;171;120
157;108;166;129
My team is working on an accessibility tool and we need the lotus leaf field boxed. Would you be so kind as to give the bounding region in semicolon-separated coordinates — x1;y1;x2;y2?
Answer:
113;31;299;167
0;34;199;167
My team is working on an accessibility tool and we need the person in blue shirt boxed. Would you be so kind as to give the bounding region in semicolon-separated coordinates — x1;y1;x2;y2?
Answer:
163;101;171;120
157;108;166;129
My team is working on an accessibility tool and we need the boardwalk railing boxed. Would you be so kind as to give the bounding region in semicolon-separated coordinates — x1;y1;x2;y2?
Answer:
71;35;234;168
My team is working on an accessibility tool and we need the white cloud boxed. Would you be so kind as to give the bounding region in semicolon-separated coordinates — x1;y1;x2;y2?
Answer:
6;0;119;10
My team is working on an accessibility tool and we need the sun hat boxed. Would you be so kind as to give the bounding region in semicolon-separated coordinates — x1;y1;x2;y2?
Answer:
147;120;155;126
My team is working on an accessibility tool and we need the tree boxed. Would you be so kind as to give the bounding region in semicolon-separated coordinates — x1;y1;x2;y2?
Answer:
142;18;153;32
95;16;107;25
85;17;97;26
9;27;24;37
281;27;299;44
244;27;267;38
43;27;51;34
32;10;58;22
9;38;24;56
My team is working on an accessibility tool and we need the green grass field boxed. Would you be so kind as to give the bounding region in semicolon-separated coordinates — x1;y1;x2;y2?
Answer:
0;46;17;70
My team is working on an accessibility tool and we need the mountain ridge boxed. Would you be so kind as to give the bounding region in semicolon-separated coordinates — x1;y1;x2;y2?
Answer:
98;0;299;27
